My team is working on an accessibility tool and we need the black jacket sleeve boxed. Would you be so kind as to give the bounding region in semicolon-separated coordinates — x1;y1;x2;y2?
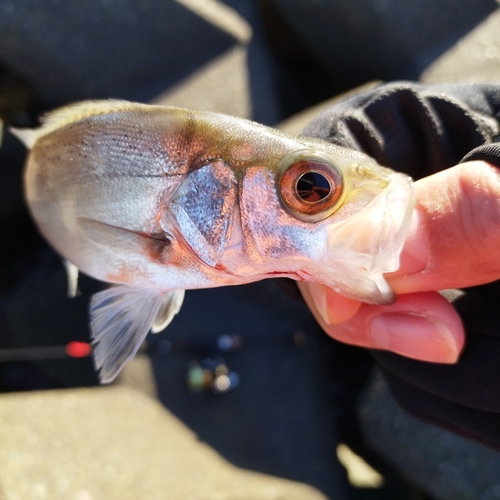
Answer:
304;82;500;451
462;143;500;167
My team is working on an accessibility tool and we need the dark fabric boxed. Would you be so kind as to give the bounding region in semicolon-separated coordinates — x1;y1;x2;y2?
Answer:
304;81;500;450
461;143;500;168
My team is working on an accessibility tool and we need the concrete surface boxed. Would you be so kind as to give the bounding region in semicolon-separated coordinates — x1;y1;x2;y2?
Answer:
0;385;327;500
133;281;352;499
152;45;252;119
270;0;497;88
0;0;248;104
2;1;500;500
421;8;500;84
358;371;500;500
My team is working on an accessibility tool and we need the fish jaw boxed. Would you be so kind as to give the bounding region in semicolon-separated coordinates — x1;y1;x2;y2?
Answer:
297;171;415;304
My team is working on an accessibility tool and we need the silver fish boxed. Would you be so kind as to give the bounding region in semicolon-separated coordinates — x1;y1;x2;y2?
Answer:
13;101;414;382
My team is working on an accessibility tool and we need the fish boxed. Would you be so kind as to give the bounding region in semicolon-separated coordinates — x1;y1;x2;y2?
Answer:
12;101;414;383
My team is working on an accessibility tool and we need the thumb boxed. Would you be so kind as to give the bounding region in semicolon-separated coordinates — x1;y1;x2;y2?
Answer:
389;160;500;294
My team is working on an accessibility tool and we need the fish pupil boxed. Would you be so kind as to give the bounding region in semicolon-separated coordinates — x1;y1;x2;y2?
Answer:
296;172;331;202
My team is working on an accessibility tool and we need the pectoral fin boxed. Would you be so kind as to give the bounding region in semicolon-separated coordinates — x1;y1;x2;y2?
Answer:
151;289;185;333
90;285;184;383
64;260;80;298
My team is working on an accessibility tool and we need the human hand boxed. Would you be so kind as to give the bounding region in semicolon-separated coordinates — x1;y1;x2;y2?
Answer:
299;160;500;363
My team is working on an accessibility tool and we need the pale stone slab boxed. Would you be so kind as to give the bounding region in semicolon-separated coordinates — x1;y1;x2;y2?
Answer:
151;45;252;119
0;387;327;500
0;0;247;103
421;9;500;84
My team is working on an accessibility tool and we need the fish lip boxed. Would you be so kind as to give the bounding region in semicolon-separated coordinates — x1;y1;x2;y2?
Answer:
210;264;303;282
213;265;293;280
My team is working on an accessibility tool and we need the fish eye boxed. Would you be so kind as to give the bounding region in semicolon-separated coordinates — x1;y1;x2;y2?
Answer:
296;171;331;202
278;151;343;221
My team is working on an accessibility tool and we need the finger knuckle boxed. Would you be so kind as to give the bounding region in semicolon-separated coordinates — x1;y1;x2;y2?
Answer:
456;161;500;255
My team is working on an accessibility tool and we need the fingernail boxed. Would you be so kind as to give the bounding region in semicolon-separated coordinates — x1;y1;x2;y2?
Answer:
307;282;330;324
370;312;459;363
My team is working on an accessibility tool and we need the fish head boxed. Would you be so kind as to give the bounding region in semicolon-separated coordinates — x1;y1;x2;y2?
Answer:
166;135;414;304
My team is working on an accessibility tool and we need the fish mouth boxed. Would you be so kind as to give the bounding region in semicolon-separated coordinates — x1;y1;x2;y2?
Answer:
313;171;414;304
264;270;307;281
212;264;300;281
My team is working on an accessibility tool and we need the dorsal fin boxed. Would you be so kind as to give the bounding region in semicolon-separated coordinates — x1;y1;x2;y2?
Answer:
10;100;152;149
